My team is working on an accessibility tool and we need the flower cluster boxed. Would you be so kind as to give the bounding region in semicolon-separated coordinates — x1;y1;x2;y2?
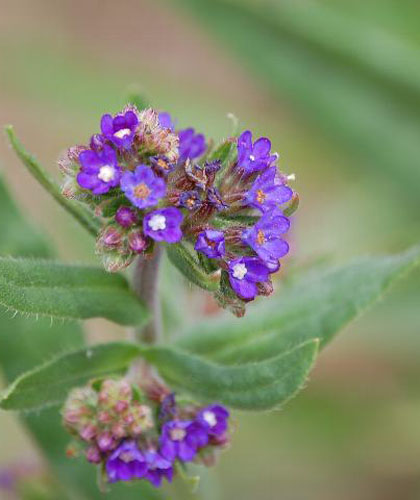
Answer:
59;105;297;314
62;378;230;488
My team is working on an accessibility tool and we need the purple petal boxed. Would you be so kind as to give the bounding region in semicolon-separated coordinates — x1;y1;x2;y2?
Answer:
100;114;113;135
253;137;271;157
177;441;196;461
230;277;258;300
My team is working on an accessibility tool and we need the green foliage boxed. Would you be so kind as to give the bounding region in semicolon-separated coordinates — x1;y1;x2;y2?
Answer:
1;339;317;412
175;0;420;198
176;246;420;363
7;245;417;413
0;343;140;411
139;340;318;410
5;126;101;237
166;241;221;291
0;257;149;326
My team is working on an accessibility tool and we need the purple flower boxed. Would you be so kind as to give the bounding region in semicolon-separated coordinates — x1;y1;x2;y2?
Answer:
242;208;290;262
150;156;176;177
159;393;177;422
228;257;270;300
207;188;228;211
204;160;222;174
178;128;206;162
195;230;225;258
144;450;173;487
158;112;175;132
115;206;138;227
90;133;107;151
121;165;166;209
245;167;293;212
237;130;277;174
160;420;208;462
143;207;183;243
106;440;147;483
101;110;139;149
196;404;229;436
179;190;202;210
77;145;121;195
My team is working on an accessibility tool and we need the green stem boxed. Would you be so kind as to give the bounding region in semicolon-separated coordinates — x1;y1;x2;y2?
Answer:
5;125;101;237
132;246;163;344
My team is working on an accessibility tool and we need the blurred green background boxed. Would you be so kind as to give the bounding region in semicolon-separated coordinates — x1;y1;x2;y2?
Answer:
0;0;419;499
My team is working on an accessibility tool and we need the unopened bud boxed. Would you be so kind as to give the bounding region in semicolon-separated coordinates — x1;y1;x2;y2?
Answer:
80;424;97;442
128;231;147;253
114;400;129;413
86;445;102;464
97;432;114;452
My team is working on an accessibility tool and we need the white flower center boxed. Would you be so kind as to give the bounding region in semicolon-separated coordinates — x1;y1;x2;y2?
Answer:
249;154;255;161
170;428;186;441
203;411;217;427
114;128;131;139
232;263;247;280
148;214;166;231
98;165;115;182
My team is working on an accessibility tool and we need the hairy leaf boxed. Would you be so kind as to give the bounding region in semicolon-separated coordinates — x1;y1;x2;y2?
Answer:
0;343;140;411
177;246;420;363
166;241;221;291
0;257;149;326
140;340;318;410
1;339;318;412
5;125;101;237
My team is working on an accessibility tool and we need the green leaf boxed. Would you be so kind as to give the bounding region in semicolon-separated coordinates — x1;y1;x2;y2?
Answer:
1;336;319;412
176;246;420;363
0;343;140;411
166;241;221;292
139;340;318;410
0;256;149;326
5;125;101;237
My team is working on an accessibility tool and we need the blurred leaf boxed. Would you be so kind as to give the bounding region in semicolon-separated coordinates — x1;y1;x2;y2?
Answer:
0;343;140;411
0;257;149;326
177;246;420;363
175;0;420;198
166;241;221;291
139;339;318;410
5;126;101;237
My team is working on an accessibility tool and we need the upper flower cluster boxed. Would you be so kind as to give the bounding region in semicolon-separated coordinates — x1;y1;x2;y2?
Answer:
59;105;297;314
62;378;230;488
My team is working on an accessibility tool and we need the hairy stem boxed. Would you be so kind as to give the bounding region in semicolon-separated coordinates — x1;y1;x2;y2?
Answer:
132;246;163;344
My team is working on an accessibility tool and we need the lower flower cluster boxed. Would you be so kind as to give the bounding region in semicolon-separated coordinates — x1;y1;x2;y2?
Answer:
62;378;230;488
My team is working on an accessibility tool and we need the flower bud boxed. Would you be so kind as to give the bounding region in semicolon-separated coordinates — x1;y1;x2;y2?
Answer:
114;400;129;413
98;226;122;249
80;423;97;442
97;432;114;452
86;445;102;464
128;231;147;254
